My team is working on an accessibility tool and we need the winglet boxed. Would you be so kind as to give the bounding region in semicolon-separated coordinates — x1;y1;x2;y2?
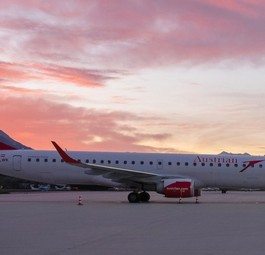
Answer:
51;141;80;164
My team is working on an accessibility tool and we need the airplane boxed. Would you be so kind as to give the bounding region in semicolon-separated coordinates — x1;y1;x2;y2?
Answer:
0;140;265;203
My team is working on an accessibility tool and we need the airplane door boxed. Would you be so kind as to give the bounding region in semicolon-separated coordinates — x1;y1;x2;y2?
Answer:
13;155;22;171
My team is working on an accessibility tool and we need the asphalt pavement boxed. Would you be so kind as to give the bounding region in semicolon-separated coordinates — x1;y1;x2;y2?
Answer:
1;191;265;255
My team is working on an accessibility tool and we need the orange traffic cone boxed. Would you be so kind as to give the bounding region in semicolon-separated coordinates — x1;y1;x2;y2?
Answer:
78;195;83;206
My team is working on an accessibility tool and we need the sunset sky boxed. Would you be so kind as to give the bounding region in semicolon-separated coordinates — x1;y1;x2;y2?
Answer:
1;0;265;154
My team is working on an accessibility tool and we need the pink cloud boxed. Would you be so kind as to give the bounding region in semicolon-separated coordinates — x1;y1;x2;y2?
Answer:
0;62;36;83
0;95;177;152
31;64;112;87
205;0;264;16
0;61;122;88
1;1;264;68
110;96;135;105
1;1;265;155
1;85;47;96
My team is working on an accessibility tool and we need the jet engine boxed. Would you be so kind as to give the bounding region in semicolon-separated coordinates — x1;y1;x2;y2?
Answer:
157;179;201;198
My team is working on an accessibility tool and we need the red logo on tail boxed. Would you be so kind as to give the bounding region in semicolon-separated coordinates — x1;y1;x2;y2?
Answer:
240;160;264;172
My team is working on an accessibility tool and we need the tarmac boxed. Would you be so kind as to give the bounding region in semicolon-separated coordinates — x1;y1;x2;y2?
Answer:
1;191;265;255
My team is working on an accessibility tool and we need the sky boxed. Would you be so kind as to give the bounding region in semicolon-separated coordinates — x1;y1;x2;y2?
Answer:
1;0;265;155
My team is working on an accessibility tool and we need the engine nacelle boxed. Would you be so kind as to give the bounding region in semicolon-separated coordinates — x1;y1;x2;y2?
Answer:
157;179;201;198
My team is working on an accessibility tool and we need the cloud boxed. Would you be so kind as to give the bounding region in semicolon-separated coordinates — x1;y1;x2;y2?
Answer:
0;61;124;88
205;0;264;16
0;95;177;152
1;85;47;96
31;64;115;87
1;1;265;155
0;62;36;84
1;0;265;69
1;91;265;155
110;96;135;104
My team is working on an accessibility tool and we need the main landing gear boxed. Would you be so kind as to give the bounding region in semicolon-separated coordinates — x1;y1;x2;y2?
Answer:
128;191;151;203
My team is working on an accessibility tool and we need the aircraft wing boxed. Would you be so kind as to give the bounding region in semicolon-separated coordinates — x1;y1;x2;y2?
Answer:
52;141;164;185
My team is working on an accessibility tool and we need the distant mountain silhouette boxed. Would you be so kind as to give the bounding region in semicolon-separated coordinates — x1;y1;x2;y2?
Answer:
219;151;250;156
0;130;32;149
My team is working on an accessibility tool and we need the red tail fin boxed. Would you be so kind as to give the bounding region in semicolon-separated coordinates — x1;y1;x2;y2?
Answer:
0;142;17;150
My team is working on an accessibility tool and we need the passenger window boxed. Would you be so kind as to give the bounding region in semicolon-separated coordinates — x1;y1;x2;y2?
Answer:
124;161;127;165
86;159;89;163
28;158;31;162
226;164;230;167
185;162;188;166
140;161;144;165
201;163;205;166
100;160;104;164
52;159;56;163
132;161;135;165
93;159;96;164
210;163;213;167
115;160;119;164
177;162;180;166
234;164;238;167
44;159;48;163
193;163;197;166
168;162;172;166
218;163;221;167
108;160;111;164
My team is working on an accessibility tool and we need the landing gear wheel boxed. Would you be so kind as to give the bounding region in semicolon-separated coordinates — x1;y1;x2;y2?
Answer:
128;192;140;203
139;192;150;202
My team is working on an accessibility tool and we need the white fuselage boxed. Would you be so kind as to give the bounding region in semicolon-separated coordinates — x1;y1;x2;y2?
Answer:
1;149;265;191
